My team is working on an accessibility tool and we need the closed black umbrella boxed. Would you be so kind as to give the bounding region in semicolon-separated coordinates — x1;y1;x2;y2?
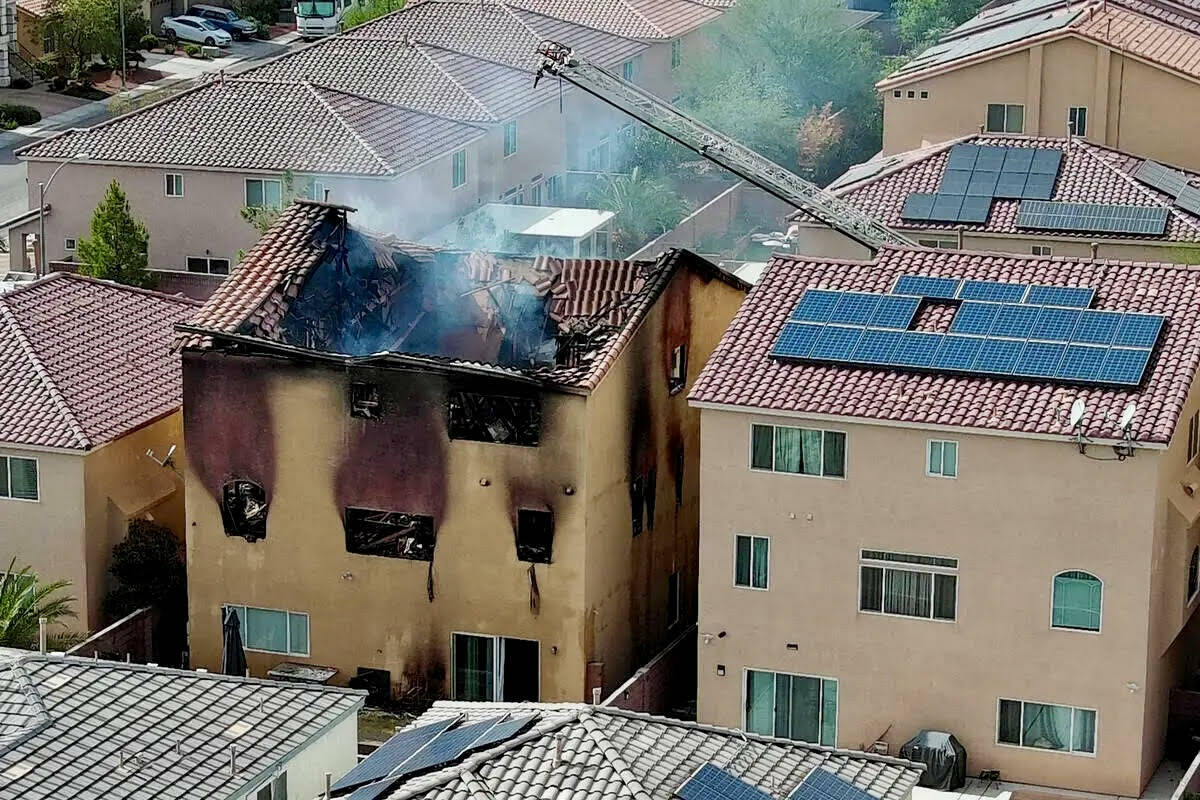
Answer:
221;607;248;677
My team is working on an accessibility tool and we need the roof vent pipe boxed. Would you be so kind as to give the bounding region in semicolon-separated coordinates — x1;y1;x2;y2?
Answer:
229;746;238;776
1091;242;1099;259
325;772;333;799
38;617;46;654
553;733;565;767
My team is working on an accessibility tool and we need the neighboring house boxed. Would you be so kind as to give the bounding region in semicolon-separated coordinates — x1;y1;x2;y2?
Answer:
0;653;364;799
9;0;725;274
176;201;747;703
877;0;1200;170
0;272;197;632
793;135;1200;261
14;0;171;61
689;245;1200;795
320;700;924;800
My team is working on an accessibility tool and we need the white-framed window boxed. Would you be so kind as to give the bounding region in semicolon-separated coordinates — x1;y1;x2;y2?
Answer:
451;149;467;189
734;534;769;590
529;180;542;206
744;669;837;746
252;773;287;800
667;571;680;627
245;178;283;210
165;173;184;197
917;238;956;249
920;90;929;98
1188;410;1198;463
671;38;681;69
859;549;958;621
892;89;901;98
1068;106;1087;136
503;121;518;157
1189;546;1198;602
0;455;39;501
927;439;958;478
1051;570;1102;632
451;632;539;702
222;605;309;656
546;173;564;204
1031;244;1054;257
621;57;640;82
186;256;231;275
986;103;1025;133
63;237;76;252
308;180;327;202
997;698;1096;755
749;423;846;478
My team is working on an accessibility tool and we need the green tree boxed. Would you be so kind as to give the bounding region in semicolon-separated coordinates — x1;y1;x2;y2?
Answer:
234;0;280;26
0;560;76;649
107;520;187;664
343;0;405;29
43;0;147;76
895;0;981;52
588;166;690;255
77;180;153;287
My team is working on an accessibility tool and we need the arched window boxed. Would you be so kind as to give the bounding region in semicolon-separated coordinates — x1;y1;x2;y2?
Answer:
1189;547;1199;601
1052;571;1102;632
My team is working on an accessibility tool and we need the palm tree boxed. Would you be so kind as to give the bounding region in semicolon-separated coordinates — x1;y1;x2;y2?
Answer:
0;560;76;650
589;167;690;256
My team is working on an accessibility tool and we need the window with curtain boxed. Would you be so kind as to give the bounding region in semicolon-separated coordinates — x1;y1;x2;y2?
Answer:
744;669;837;746
859;550;957;621
749;424;845;478
1051;571;1102;631
735;535;769;589
998;699;1095;754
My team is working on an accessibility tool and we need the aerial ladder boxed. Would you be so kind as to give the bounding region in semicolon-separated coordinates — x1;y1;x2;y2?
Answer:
534;41;913;252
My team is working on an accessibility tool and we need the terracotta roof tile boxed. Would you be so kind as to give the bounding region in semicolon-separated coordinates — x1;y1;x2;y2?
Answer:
0;274;199;450
690;246;1200;444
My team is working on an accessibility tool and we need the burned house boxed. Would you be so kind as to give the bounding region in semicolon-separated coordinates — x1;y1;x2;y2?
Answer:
177;200;747;702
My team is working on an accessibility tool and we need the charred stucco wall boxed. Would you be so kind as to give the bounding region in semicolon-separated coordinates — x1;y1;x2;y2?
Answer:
582;266;747;697
183;351;592;700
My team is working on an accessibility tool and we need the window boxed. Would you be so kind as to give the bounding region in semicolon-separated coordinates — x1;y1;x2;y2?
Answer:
164;173;184;197
906;90;915;98
0;456;38;501
223;605;309;656
349;382;381;419
63;237;76;252
1188;411;1198;463
1189;547;1198;601
917;238;956;249
631;475;645;536
503;121;518;157
529;181;542;206
859;550;958;621
546;174;563;204
586;140;610;172
309;180;327;202
447;390;541;446
667;571;680;627
451;149;467;188
669;344;687;393
671;38;681;69
515;509;553;563
1068;106;1087;136
893;90;901;98
1051;570;1102;632
221;479;268;541
986;103;1025;133
750;423;846;478
920;90;929;98
452;633;539;702
1031;244;1054;257
186;256;230;275
344;507;436;561
735;534;769;589
253;774;287;800
245;178;283;210
621;58;637;82
927;440;958;478
997;699;1096;755
744;669;837;746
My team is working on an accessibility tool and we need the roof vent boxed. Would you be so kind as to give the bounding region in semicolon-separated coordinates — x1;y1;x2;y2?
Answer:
3;762;33;780
224;720;253;739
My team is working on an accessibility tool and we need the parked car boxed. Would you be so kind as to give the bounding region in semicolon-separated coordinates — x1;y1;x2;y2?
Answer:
187;4;258;40
161;15;233;47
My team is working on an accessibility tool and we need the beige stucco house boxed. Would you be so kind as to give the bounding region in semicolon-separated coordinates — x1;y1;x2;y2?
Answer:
0;273;196;633
177;201;747;703
878;0;1200;171
689;244;1200;795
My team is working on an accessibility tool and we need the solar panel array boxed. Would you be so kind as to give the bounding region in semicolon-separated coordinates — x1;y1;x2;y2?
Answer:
788;768;879;800
677;764;775;800
1133;158;1200;218
902;144;1062;224
1015;201;1169;235
770;277;1165;388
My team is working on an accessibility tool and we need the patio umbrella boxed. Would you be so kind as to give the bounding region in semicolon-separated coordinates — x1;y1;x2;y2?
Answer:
221;607;248;677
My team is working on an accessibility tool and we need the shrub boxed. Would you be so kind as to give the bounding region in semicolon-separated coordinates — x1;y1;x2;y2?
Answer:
34;52;64;81
163;41;176;54
183;43;201;57
0;105;41;128
50;75;67;92
139;33;158;50
234;0;277;24
255;21;269;38
9;78;31;90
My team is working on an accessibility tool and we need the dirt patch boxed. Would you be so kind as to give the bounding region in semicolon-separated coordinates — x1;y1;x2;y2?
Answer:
358;708;417;743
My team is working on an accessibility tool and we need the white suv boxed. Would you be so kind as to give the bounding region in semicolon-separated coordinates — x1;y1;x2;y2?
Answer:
161;15;233;46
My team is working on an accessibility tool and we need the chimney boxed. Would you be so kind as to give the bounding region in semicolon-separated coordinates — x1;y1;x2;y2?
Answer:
38;617;46;654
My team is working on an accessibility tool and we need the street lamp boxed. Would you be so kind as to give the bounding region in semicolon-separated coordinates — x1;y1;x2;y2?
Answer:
38;151;89;277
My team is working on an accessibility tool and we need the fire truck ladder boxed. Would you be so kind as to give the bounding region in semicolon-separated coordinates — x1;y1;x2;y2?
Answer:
534;40;912;252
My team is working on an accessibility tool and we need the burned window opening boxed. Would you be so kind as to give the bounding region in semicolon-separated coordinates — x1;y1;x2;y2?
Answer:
221;479;268;542
516;509;554;563
447;390;541;446
644;468;656;532
631;476;645;536
345;507;436;561
669;344;688;394
350;382;382;419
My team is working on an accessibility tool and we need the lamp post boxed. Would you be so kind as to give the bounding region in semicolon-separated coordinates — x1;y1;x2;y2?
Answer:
38;151;89;277
118;0;126;89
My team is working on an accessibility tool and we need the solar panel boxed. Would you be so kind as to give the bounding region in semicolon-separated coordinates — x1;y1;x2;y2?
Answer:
1031;306;1081;341
890;331;942;367
1022;172;1056;199
463;714;538;752
1016;340;1067;377
893;275;961;298
1177;185;1200;217
950;301;999;334
789;289;842;322
975;146;1007;171
395;717;503;776
1016;201;1169;235
933;335;985;370
966;170;999;196
974;337;1023;374
958;281;1027;302
331;718;459;793
930;193;965;221
788;767;878;800
994;171;1027;198
1002;147;1035;171
1024;285;1095;308
989;303;1040;338
1029;149;1063;176
1057;344;1107;381
1134;159;1187;197
901;193;935;220
940;169;971;194
851;328;904;363
1072;310;1121;345
1099;347;1153;385
1112;313;1165;348
959;194;992;223
946;144;979;170
771;323;823;359
678;764;775;800
810;325;864;360
868;295;921;329
346;779;400;800
828;292;881;325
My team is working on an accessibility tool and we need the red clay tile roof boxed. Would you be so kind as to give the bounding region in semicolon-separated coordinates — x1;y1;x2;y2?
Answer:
800;135;1200;241
0;273;199;450
689;246;1200;444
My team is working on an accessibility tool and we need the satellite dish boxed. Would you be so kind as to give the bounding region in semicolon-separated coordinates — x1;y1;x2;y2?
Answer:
1118;401;1138;432
1069;398;1087;429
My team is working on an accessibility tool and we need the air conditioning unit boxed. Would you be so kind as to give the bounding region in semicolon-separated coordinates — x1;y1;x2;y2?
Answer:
201;45;220;58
